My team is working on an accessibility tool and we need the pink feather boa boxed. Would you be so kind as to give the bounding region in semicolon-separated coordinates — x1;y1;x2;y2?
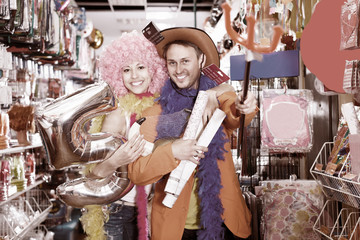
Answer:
136;185;148;240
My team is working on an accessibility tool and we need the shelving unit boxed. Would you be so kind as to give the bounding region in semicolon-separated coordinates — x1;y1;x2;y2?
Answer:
0;135;51;239
311;142;360;239
0;142;43;156
0;182;51;240
310;142;360;208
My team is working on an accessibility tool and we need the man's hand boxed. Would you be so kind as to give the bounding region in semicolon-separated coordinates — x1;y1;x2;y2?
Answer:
171;139;208;165
203;83;235;123
203;89;218;124
235;90;257;115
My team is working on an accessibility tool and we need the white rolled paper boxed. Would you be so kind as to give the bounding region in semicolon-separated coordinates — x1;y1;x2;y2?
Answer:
163;91;208;198
341;102;360;134
163;108;226;208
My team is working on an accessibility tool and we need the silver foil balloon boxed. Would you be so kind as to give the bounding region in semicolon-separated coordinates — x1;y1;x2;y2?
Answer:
54;109;191;208
36;82;133;207
36;82;122;170
56;165;133;208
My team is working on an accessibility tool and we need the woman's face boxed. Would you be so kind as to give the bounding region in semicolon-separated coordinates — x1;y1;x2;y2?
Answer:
122;62;152;95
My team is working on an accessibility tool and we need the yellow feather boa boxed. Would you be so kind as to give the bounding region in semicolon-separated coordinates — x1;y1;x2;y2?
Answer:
79;93;157;240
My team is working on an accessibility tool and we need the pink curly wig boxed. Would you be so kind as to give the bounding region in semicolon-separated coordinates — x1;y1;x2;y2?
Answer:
98;31;168;97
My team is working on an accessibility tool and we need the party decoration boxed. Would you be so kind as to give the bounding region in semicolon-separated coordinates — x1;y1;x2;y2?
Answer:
222;2;283;54
56;165;133;208
35;82;120;170
55;0;71;12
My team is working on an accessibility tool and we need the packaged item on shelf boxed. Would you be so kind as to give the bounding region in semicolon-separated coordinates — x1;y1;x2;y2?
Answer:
260;89;314;153
0;158;11;201
350;134;360;175
340;0;360;50
343;60;360;94
340;103;360;176
24;153;36;186
327;120;350;173
341;102;360;135
10;153;27;192
7;104;35;146
0;112;10;149
256;179;324;240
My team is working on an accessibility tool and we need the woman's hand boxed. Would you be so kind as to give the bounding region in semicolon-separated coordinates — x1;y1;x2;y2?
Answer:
110;133;146;166
91;133;146;178
171;139;208;165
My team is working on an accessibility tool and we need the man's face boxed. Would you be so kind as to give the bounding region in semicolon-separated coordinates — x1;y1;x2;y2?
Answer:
165;44;204;89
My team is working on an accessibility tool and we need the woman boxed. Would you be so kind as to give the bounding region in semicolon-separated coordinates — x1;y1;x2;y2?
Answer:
81;30;168;240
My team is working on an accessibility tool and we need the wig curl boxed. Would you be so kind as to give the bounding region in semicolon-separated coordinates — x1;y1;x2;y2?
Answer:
98;31;168;97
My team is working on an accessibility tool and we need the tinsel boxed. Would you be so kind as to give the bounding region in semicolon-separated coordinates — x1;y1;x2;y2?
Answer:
80;205;108;240
157;75;227;239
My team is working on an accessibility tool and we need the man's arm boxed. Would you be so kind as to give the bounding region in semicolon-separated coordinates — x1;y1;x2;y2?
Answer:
203;83;235;123
218;91;258;132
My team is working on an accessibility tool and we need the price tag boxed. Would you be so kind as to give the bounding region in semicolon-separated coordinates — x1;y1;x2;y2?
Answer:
202;64;230;85
142;22;164;45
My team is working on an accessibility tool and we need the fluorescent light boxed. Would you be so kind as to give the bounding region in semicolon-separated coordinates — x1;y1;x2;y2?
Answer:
108;0;146;5
146;11;178;20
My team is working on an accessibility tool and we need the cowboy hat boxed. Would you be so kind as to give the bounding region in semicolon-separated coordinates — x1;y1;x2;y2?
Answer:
156;27;220;67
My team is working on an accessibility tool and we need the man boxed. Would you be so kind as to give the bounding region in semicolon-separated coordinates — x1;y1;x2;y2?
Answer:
128;27;257;240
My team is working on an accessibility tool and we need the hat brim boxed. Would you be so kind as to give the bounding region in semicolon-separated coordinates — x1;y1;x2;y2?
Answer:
156;27;220;68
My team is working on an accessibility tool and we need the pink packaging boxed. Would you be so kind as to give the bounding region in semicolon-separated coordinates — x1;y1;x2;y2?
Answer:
349;134;360;175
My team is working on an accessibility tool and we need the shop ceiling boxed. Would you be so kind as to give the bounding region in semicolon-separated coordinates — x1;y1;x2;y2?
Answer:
75;0;216;46
74;0;214;11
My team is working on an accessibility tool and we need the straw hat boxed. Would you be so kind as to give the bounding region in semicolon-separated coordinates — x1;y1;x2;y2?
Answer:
156;27;220;67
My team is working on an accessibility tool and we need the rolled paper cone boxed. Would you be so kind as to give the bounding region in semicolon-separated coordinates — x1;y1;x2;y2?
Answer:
163;91;208;199
341;102;360;135
163;109;226;208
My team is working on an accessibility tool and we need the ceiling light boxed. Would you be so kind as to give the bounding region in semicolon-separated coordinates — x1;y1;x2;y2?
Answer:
108;0;146;6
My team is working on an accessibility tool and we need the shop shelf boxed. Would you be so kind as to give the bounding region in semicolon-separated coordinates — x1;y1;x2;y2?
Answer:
310;142;360;208
0;189;51;240
338;211;360;240
313;200;360;239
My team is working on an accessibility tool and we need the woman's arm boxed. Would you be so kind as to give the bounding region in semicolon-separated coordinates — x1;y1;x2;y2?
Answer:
88;108;146;178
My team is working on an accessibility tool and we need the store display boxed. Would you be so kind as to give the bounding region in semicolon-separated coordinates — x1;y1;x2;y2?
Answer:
261;89;314;153
0;0;98;238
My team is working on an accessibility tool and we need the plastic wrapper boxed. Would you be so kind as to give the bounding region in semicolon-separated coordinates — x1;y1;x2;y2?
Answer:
340;0;360;50
343;60;360;94
260;89;314;153
256;180;324;240
327;106;360;175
